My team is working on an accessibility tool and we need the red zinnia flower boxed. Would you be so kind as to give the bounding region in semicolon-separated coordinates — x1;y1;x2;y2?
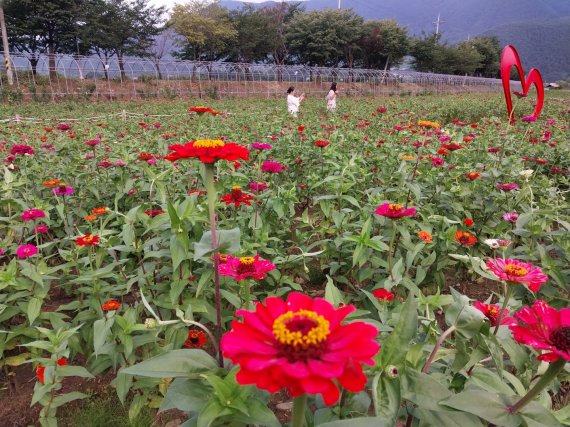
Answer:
372;289;394;302
221;292;380;406
138;152;153;161
463;218;474;227
57;357;68;366
314;139;330;148
220;186;254;207
36;365;45;384
485;258;547;292
473;301;516;327
189;106;221;115
184;330;208;348
76;234;100;247
509;300;570;362
144;208;165;217
218;255;276;281
454;231;477;246
165;140;249;164
102;300;121;311
466;172;481;180
375;203;416;219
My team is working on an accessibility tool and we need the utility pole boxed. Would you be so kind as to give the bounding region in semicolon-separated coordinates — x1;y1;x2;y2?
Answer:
433;13;445;35
338;0;341;9
0;0;14;86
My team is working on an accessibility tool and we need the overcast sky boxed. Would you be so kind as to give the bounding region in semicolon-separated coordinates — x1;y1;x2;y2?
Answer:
148;0;306;11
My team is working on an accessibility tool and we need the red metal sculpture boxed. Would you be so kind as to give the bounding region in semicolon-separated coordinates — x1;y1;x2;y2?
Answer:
500;45;544;124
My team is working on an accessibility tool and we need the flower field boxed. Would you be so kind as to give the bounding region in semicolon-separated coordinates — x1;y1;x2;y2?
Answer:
0;93;569;427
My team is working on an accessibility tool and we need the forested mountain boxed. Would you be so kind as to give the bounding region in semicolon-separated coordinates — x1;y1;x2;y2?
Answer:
222;0;570;81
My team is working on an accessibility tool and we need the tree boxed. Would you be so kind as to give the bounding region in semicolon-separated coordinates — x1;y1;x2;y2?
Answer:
227;5;274;64
286;9;364;69
450;41;483;75
409;33;448;73
356;20;409;70
148;28;180;80
262;2;302;69
470;36;501;77
4;0;84;79
81;0;165;80
169;0;237;62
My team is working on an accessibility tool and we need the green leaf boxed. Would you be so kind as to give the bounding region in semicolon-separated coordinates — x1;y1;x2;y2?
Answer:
122;349;218;378
57;366;94;379
440;390;521;426
27;297;42;325
93;318;114;357
376;294;417;369
373;376;401;426
50;391;88;409
243;399;281;427
319;418;390;427
197;400;232;427
324;276;344;306
193;228;241;260
160;378;211;413
445;288;484;338
129;394;146;423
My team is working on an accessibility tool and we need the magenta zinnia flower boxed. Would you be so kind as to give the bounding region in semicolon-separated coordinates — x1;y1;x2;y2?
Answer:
16;244;38;259
251;142;272;151
375;203;416;219
52;185;75;196
10;144;35;156
261;161;284;173
509;300;570;362
496;183;519;191
21;209;46;222
249;181;268;192
34;225;49;234
218;255;275;281
221;292;380;406
503;212;519;223
485;258;548;292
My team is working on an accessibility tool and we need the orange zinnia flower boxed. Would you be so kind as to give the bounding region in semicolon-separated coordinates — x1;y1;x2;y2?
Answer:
418;231;433;243
84;215;97;222
454;231;477;246
92;207;107;215
189;106;221;115
102;300;121;311
42;179;61;187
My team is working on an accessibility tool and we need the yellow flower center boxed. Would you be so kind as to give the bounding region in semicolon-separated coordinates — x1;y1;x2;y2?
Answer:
239;256;255;265
389;204;402;211
488;306;499;315
273;309;330;349
231;185;242;191
505;264;528;276
193;139;225;148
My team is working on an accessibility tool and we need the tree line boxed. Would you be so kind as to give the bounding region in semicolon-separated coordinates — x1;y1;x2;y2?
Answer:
4;0;502;80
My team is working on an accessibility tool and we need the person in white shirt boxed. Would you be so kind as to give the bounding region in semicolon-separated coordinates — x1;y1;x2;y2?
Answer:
326;82;337;112
287;86;305;117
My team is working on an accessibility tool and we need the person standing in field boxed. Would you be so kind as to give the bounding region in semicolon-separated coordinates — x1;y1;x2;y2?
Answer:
287;86;305;117
326;82;338;112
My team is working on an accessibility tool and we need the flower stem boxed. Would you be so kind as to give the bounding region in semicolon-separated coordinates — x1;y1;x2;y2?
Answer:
388;221;398;280
423;325;456;373
493;283;514;335
241;281;252;310
509;358;566;414
204;163;224;368
291;394;307;427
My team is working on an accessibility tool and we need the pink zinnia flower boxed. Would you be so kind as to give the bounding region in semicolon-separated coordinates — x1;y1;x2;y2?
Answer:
16;244;38;259
21;209;46;222
521;116;537;123
509;300;570;362
261;161;284;173
10;144;35;156
249;182;268;192
84;139;100;147
496;183;519;191
485;258;548;292
503;212;519;223
221;292;380;406
251;142;272;151
431;157;444;167
218;255;276;281
488;147;500;153
473;301;516;327
375;203;416;219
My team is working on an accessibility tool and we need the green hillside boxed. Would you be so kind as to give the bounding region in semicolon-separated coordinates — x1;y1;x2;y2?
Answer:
484;17;570;82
